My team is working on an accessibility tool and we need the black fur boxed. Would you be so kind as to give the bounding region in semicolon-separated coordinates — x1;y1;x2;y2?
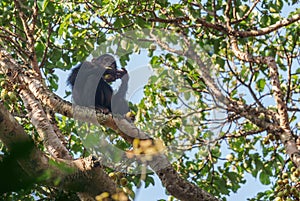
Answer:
67;54;129;114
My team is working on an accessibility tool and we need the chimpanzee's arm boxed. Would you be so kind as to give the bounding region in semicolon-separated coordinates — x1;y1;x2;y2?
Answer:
111;69;130;115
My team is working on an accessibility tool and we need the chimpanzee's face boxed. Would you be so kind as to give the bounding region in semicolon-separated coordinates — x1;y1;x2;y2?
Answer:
93;54;118;82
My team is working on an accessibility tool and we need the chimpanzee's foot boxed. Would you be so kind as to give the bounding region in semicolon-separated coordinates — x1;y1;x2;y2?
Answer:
95;106;110;114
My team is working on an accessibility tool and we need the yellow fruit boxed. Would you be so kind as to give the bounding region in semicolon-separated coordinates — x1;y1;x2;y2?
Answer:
0;81;6;87
108;172;117;181
116;172;124;179
0;89;8;99
149;44;157;50
8;91;17;101
282;173;288;179
120;178;128;186
226;154;234;161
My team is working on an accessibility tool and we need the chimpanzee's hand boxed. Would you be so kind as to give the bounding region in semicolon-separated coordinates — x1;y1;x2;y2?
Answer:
103;67;117;82
116;68;128;79
103;73;117;82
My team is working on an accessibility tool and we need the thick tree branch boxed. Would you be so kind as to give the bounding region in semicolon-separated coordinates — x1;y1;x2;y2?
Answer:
0;49;71;159
146;3;300;38
229;35;300;167
0;103;119;198
235;13;300;37
19;88;72;159
154;157;220;201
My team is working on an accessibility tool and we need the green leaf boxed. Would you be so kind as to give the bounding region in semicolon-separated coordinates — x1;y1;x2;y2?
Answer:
145;175;155;188
259;171;271;185
256;78;266;92
37;0;49;12
260;15;270;27
44;1;55;15
184;91;191;100
35;42;45;59
276;0;283;10
58;13;71;38
215;57;225;69
136;17;148;28
51;49;62;62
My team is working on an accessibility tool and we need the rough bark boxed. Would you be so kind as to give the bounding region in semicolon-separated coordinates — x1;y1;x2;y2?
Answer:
228;36;300;168
0;103;118;199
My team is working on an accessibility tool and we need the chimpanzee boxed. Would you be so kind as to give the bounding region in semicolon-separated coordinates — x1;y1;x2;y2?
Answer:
67;54;129;115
